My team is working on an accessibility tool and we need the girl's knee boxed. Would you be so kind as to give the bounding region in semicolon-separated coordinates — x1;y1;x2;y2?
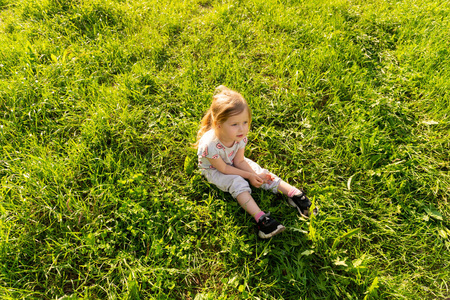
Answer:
229;176;251;198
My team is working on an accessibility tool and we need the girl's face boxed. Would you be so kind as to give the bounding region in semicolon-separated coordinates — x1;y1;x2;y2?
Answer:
216;109;250;147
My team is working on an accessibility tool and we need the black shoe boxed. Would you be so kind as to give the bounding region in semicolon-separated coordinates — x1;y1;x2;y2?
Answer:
288;190;318;218
256;212;285;239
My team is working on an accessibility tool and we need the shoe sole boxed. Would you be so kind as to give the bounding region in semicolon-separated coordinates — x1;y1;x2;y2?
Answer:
258;224;285;239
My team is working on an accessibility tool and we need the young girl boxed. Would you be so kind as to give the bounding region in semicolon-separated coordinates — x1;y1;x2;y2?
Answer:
195;86;317;239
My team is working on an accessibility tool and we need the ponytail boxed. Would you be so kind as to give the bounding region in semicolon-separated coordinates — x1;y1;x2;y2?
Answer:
193;110;213;148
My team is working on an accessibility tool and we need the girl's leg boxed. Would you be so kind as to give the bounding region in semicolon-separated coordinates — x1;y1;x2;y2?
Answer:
242;159;316;217
204;170;266;221
236;191;265;221
237;191;285;238
204;170;285;237
243;158;305;198
277;180;302;197
278;180;317;217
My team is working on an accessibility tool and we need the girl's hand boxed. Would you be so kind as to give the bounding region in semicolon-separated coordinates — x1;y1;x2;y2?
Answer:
249;174;264;188
258;173;274;184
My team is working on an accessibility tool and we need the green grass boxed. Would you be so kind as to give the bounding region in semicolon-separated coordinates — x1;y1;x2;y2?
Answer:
1;0;449;299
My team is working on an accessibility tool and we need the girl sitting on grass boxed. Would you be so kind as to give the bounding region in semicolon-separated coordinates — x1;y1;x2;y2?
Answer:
195;86;317;239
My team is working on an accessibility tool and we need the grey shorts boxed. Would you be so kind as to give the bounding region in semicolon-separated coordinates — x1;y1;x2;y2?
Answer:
201;158;281;198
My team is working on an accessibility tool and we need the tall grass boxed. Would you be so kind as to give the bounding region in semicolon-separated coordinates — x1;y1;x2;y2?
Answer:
1;0;449;299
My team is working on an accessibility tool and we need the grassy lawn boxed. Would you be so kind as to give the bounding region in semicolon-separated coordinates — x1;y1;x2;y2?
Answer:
1;0;449;299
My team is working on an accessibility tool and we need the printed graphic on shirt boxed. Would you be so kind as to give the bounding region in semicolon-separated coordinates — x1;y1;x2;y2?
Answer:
201;147;208;157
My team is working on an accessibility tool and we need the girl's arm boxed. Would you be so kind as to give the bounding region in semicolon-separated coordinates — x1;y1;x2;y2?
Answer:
234;148;273;183
207;153;264;188
233;148;257;174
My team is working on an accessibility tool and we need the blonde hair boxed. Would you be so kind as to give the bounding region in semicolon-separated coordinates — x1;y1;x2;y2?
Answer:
194;85;251;148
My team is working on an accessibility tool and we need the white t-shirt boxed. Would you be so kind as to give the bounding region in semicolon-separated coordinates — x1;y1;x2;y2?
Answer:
197;129;248;170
